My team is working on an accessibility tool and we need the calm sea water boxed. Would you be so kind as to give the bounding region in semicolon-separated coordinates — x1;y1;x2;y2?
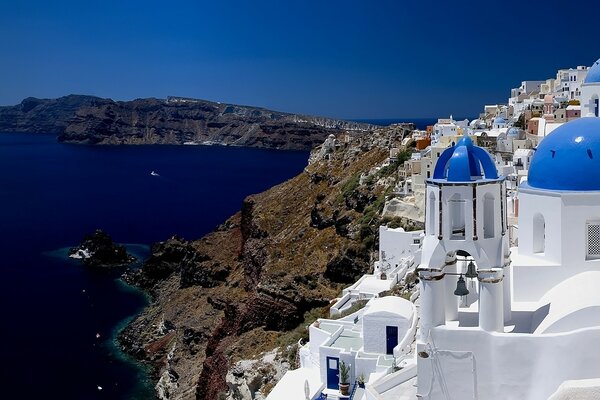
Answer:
0;133;308;399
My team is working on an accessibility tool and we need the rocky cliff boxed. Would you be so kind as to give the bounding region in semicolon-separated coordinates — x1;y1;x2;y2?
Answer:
119;124;418;399
0;95;102;134
0;95;377;150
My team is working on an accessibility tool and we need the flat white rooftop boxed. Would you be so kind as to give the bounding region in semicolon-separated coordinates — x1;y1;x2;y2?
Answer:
266;367;322;400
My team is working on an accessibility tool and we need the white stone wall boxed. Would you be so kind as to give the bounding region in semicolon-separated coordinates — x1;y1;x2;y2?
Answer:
318;347;355;388
378;226;420;266
514;185;600;301
417;326;600;400
362;314;409;354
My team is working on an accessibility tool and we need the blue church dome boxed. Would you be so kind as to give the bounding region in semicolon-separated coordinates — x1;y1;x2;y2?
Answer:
432;135;499;182
528;117;600;191
507;127;521;137
584;58;600;84
493;117;506;124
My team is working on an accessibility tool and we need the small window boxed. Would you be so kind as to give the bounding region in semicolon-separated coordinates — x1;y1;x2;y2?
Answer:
428;192;436;236
533;214;545;254
587;222;600;260
413;238;421;245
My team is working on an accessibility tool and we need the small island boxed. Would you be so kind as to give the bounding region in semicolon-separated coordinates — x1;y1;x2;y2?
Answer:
69;229;136;267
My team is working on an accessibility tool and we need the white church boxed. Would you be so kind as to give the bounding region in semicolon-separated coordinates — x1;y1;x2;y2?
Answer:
416;116;600;399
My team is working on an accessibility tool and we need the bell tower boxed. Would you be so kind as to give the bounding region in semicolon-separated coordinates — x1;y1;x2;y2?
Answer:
418;136;510;340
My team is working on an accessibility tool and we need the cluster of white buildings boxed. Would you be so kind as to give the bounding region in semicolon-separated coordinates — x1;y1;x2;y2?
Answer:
415;116;600;400
267;57;600;400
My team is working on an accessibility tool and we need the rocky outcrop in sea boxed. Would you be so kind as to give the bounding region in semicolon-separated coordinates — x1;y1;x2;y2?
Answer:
69;229;136;267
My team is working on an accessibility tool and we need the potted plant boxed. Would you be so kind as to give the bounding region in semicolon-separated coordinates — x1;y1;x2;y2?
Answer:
339;361;351;395
357;373;365;388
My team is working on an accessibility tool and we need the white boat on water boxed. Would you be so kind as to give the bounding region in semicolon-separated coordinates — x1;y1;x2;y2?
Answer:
150;171;159;176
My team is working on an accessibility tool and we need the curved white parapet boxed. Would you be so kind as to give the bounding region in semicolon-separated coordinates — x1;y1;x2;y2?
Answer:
365;361;418;400
548;378;600;400
535;271;600;334
394;302;418;358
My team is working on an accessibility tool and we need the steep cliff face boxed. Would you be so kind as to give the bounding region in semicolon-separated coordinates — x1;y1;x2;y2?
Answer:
119;125;415;399
0;95;102;134
0;95;377;150
60;97;376;150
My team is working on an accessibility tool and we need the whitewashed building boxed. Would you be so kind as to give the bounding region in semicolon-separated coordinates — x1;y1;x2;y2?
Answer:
581;58;600;117
431;118;458;144
553;65;589;100
415;117;600;399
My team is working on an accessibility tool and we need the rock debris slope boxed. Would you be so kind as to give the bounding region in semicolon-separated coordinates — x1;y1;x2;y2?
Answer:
119;124;419;399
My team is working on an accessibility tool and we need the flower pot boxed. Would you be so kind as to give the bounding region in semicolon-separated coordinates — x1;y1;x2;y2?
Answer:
358;382;365;388
339;383;350;396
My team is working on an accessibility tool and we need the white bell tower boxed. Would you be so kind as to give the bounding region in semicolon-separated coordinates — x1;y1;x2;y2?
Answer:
418;136;511;341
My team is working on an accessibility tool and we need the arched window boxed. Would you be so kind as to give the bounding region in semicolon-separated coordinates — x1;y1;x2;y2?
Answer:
533;213;545;254
449;193;466;240
483;193;495;239
428;192;436;236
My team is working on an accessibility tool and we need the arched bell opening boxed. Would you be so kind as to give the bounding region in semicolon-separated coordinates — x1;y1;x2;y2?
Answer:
454;250;480;309
483;192;496;239
448;193;467;240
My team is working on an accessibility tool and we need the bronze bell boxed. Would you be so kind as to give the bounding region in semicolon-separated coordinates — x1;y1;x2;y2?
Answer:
454;275;470;296
465;261;477;279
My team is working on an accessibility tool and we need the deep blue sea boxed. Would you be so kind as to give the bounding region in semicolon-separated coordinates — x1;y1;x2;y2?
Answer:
0;133;309;399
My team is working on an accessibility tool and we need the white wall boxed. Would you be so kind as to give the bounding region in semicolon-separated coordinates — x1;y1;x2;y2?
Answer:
363;314;409;354
514;185;600;301
309;325;335;367
379;226;420;265
417;326;600;400
319;346;355;387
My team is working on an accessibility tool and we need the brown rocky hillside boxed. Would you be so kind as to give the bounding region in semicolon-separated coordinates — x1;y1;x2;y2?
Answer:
119;124;418;399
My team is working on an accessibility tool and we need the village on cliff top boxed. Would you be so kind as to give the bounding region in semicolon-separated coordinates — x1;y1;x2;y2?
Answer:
265;57;600;400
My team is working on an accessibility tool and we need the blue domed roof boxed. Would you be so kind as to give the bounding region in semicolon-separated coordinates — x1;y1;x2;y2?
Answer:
584;58;600;84
507;127;522;138
493;117;506;124
432;135;499;182
528;117;600;191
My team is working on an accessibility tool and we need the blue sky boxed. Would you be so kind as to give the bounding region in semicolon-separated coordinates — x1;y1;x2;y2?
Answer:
1;0;599;118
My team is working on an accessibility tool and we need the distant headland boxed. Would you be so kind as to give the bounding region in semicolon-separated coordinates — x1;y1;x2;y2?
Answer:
0;95;379;151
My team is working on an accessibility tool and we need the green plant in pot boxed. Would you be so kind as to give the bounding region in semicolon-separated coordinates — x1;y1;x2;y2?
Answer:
339;361;351;395
357;373;365;388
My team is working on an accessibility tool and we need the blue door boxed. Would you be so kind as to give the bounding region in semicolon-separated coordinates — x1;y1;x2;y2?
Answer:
386;326;398;355
326;356;339;389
